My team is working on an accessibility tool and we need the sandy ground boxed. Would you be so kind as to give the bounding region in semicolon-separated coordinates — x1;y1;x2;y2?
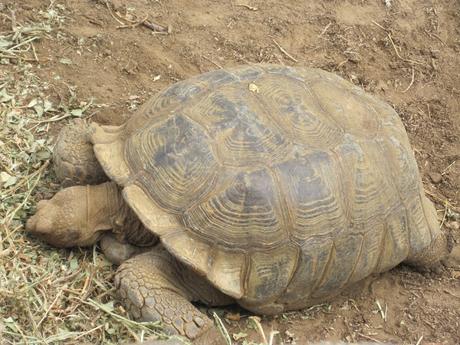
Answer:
1;0;459;344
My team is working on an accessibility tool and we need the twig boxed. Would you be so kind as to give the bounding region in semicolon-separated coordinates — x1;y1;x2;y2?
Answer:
202;55;223;69
117;15;148;29
118;12;170;33
376;299;386;321
31;42;39;62
74;324;105;340
236;3;258;11
372;21;426;66
10;9;17;30
424;29;446;45
142;20;170;33
440;200;448;229
319;22;332;37
213;312;232;345
441;160;456;175
358;333;382;343
387;34;425;66
8;36;41;51
402;67;415;93
415;335;423;345
249;316;268;344
273;39;298;62
30;113;73;124
104;0;125;25
372;20;388;32
424;189;460;213
268;330;280;345
0;54;45;62
443;289;460;299
35;289;63;329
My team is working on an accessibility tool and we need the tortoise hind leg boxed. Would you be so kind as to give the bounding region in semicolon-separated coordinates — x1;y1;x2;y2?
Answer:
404;196;450;269
404;233;450;268
115;248;233;344
54;119;107;186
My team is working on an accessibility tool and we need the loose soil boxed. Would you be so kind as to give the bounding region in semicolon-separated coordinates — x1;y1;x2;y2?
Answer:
1;0;459;344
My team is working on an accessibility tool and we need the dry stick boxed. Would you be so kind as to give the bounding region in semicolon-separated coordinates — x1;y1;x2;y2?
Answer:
31;42;39;62
372;20;387;32
387;34;425;66
236;4;258;11
74;324;105;340
213;312;232;345
0;54;42;62
10;8;17;30
8;35;40;51
104;0;125;25
415;335;424;345
439;200;448;229
250;316;268;344
117;15;149;29
376;300;385;320
424;189;460;213
107;1;169;33
358;333;382;343
318;22;332;37
441;160;457;175
202;55;223;69
35;289;63;329
372;21;426;66
142;20;170;33
444;289;460;299
273;39;298;63
30;113;73;124
424;29;445;45
402;67;415;93
268;330;280;345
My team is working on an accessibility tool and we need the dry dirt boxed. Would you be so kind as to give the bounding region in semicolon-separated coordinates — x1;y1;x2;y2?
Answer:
2;0;460;344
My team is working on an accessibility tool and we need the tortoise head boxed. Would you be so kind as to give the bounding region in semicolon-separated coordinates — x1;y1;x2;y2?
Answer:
26;183;116;248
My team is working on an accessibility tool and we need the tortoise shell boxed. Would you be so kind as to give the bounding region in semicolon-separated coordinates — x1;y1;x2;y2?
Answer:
91;64;438;313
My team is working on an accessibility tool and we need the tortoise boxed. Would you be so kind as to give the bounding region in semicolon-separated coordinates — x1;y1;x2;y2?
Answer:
26;64;448;344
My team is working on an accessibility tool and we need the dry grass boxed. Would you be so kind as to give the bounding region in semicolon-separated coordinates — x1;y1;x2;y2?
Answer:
0;3;167;344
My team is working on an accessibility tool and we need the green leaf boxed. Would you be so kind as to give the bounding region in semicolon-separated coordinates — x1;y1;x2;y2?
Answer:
71;108;83;117
233;332;248;341
43;99;54;112
3;317;18;332
69;257;79;271
27;98;39;108
35;149;51;161
101;301;115;312
34;104;44;117
59;58;72;65
0;171;17;187
0;38;11;48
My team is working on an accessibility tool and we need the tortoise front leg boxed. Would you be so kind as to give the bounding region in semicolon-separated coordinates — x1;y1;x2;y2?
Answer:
115;248;233;344
100;233;151;265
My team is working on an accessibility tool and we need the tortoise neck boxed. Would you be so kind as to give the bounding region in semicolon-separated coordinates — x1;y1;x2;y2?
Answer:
86;182;123;234
105;182;158;247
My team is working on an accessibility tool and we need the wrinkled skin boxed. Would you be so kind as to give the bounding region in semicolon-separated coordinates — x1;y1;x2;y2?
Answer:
26;182;120;248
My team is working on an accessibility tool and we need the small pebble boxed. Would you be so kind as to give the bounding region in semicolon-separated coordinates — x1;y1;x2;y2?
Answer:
429;172;442;184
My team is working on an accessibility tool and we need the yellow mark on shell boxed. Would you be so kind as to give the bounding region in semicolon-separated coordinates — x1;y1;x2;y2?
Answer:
248;83;260;93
